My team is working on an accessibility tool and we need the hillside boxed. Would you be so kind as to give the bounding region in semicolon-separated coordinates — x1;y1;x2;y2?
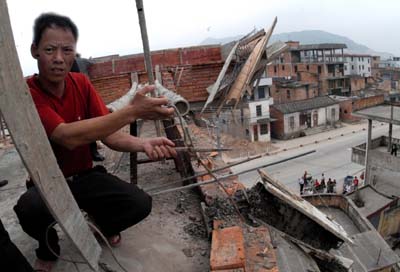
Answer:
200;30;392;59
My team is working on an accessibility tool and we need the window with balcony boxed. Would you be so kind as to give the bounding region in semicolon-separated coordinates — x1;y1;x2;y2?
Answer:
256;105;262;117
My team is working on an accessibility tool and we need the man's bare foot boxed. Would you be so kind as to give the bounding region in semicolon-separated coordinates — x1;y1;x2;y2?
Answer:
34;259;55;272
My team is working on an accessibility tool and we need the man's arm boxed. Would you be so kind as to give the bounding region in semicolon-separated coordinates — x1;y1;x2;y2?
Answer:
102;130;177;160
50;86;174;150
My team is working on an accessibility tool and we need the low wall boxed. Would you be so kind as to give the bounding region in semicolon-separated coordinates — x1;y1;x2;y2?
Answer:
303;194;373;232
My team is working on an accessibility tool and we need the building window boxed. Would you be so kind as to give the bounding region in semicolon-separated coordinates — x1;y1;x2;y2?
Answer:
282;65;285;71
258;87;265;99
359;57;361;61
274;65;277;73
287;90;291;99
362;57;364;61
359;65;361;70
294;65;298;73
368;58;370;63
362;65;364;70
352;65;354;70
280;57;284;63
256;105;262;117
306;65;309;71
368;67;371;72
260;124;268;135
351;57;354;61
344;66;347;70
289;116;295;129
318;65;322;74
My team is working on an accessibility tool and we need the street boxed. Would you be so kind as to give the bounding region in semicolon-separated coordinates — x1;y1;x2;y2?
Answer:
232;122;400;193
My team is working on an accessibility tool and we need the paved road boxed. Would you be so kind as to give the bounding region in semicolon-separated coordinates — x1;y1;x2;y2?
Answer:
232;124;400;193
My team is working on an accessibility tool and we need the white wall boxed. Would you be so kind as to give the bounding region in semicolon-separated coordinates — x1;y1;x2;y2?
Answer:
282;104;339;136
344;55;372;77
249;100;270;121
248;99;271;142
283;112;300;134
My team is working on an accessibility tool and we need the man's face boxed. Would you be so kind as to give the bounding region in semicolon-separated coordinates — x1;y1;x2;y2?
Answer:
31;26;76;84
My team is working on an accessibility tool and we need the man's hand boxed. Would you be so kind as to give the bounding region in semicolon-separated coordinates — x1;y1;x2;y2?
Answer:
130;85;174;120
142;137;177;160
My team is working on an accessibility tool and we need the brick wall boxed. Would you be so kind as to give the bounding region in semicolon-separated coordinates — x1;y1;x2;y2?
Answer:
350;77;366;92
270;107;284;138
339;95;384;122
87;45;223;103
175;62;223;102
91;74;131;104
353;94;384;110
338;99;357;122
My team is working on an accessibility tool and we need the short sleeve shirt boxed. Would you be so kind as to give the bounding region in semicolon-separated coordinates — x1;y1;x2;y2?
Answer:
27;72;109;177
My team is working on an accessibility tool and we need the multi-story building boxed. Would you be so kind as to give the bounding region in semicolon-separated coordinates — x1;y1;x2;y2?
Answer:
379;57;400;68
343;54;372;77
267;41;350;96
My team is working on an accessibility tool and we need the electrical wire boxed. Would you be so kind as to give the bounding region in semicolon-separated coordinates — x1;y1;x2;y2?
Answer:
45;220;129;272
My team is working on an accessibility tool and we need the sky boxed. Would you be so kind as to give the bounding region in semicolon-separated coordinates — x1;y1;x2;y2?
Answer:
5;0;400;76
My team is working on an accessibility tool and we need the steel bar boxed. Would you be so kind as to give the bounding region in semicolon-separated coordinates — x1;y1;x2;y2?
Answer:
145;154;262;192
174;147;232;152
150;150;316;195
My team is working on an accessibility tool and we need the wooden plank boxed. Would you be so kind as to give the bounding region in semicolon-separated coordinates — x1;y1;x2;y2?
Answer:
0;1;101;270
218;17;277;114
130;72;139;184
201;41;239;113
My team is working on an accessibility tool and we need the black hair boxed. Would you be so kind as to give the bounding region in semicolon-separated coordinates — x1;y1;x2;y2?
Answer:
33;12;78;46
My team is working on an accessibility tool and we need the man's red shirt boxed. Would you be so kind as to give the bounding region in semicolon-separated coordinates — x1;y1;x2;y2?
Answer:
27;72;109;177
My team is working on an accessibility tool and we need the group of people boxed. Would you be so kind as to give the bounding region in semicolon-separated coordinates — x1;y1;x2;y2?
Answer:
299;171;363;196
1;12;178;272
342;175;360;194
299;172;336;195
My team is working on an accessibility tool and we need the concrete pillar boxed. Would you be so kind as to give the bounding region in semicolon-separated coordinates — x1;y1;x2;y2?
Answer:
365;119;372;185
388;105;394;152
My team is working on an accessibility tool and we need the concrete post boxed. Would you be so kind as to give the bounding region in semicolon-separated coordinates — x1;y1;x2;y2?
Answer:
365;119;372;185
388;105;393;152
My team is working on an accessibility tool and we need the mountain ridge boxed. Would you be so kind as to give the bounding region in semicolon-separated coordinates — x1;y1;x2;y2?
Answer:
200;30;392;59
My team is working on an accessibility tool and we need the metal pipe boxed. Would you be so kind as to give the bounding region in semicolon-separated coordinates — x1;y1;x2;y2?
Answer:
135;0;162;137
155;81;190;116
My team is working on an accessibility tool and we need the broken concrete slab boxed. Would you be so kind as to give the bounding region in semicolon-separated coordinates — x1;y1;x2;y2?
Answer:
252;170;353;249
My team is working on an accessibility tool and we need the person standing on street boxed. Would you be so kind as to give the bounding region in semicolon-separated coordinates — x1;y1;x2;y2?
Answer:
298;177;305;195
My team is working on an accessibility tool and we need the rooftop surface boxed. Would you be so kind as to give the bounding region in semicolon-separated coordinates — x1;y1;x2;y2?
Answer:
0;122;210;272
347;185;396;218
353;105;400;125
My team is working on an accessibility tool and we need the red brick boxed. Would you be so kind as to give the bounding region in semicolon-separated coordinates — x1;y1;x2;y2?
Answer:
210;226;246;271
